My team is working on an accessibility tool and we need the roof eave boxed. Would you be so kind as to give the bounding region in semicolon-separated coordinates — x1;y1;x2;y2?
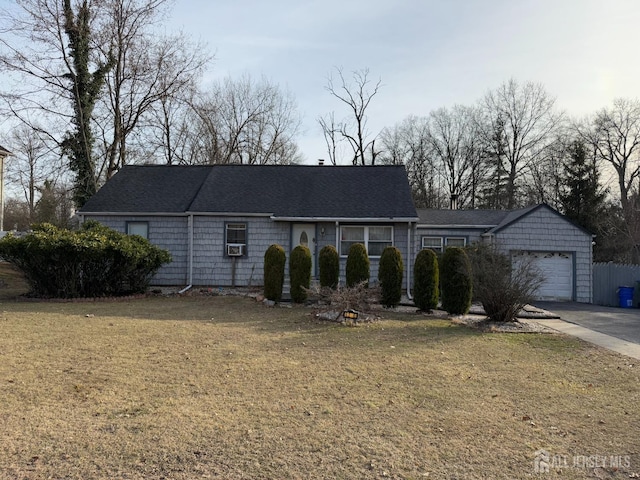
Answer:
417;223;498;229
79;211;189;216
272;216;420;222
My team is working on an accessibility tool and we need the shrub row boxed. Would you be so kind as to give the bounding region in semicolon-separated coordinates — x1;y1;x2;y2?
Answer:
263;241;477;315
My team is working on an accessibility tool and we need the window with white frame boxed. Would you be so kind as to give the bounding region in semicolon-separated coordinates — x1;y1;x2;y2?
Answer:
226;223;247;256
126;221;148;239
340;226;393;256
445;237;466;248
422;236;466;252
421;236;443;252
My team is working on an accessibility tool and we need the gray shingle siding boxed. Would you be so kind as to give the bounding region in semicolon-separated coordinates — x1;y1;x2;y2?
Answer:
415;205;593;302
86;215;189;286
192;217;288;286
492;207;592;302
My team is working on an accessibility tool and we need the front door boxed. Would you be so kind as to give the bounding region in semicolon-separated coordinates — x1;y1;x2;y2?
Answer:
292;223;316;276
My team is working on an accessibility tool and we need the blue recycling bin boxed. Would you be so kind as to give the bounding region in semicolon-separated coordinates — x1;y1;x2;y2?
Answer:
618;286;634;308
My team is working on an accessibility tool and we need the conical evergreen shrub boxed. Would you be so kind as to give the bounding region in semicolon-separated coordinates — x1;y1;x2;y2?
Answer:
319;245;339;289
345;243;369;287
290;245;311;303
440;246;472;315
413;248;439;312
378;246;403;307
264;244;286;301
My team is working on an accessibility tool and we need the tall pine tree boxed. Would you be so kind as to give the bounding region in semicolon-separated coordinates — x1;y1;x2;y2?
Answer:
560;140;607;255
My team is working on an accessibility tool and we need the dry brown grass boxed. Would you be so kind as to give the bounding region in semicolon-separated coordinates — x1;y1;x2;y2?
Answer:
0;264;639;479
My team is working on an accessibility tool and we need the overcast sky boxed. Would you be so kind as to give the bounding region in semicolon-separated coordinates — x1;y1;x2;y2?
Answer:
126;0;640;163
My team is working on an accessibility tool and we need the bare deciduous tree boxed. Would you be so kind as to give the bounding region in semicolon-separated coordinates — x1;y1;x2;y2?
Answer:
317;112;341;165
0;0;114;207
478;79;563;209
576;98;640;262
94;0;211;178
379;115;444;208
322;67;382;165
191;75;302;165
427;105;484;209
5;125;65;221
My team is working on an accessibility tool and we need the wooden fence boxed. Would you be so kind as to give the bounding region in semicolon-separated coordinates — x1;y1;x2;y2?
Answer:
593;262;640;306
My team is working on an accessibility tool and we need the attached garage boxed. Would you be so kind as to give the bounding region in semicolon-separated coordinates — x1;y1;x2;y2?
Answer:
512;251;574;301
416;204;593;303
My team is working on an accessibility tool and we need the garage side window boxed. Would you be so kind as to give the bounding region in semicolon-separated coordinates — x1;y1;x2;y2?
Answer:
126;221;148;239
445;237;466;248
421;237;443;252
226;223;247;256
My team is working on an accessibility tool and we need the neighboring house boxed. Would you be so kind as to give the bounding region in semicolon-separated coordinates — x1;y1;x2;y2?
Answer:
78;164;419;290
416;204;593;302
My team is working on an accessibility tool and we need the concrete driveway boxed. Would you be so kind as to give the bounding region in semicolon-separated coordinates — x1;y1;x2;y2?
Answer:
532;301;640;360
533;301;640;344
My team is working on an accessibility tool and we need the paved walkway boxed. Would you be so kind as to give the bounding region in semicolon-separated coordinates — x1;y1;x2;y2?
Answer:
531;318;640;360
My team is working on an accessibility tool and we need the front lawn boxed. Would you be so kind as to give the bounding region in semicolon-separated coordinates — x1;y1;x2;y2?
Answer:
0;279;638;478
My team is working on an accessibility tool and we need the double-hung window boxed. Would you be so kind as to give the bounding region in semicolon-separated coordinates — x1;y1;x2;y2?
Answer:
421;237;443;252
226;223;247;256
421;236;467;252
126;221;148;239
445;237;466;248
340;226;393;257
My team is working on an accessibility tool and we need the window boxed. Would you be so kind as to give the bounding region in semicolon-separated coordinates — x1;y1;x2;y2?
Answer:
340;226;393;256
226;223;247;256
421;236;443;252
421;236;466;252
446;237;466;248
126;221;148;239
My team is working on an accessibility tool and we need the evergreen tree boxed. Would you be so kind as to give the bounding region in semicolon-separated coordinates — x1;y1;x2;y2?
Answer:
560;140;606;234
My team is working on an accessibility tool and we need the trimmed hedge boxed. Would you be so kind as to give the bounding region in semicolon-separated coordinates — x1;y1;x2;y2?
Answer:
413;248;439;312
378;246;403;307
319;245;339;289
0;221;171;298
346;243;370;287
290;245;312;303
264;244;286;301
440;246;473;315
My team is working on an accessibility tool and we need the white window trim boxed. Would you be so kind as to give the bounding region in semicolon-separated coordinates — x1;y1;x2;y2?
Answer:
421;236;443;252
339;225;394;257
225;223;247;257
445;237;466;247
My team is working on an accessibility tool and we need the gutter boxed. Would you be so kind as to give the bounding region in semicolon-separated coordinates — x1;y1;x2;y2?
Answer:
417;224;498;229
274;216;420;223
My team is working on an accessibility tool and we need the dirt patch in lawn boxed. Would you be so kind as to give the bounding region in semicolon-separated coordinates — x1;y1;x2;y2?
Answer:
0;290;638;479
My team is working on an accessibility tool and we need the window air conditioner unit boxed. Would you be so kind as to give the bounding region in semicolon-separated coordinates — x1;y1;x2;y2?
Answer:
227;244;243;257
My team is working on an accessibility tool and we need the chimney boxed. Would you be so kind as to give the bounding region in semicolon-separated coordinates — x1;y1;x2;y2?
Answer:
318;158;324;166
450;193;459;210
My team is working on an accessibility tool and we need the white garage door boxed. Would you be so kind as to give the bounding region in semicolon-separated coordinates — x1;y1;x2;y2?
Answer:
512;251;573;301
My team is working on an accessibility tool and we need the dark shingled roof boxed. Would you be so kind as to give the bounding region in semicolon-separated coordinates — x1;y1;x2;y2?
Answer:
417;208;511;227
80;164;418;219
0;145;11;155
80;165;212;213
418;203;592;235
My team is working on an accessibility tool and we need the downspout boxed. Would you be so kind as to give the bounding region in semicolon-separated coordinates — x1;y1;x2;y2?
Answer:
335;221;340;284
406;221;413;300
179;213;194;294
